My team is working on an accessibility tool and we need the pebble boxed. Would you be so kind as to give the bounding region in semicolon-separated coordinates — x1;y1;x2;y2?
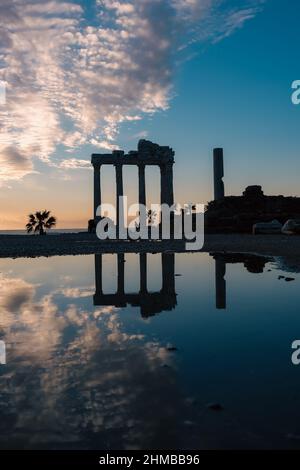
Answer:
166;343;178;352
206;403;224;411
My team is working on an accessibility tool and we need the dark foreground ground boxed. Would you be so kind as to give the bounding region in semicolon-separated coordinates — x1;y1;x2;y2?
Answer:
0;233;300;258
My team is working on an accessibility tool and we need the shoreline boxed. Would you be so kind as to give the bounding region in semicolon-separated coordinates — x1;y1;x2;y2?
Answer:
0;233;300;258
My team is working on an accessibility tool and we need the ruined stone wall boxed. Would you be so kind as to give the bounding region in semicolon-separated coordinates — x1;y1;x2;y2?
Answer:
205;193;300;233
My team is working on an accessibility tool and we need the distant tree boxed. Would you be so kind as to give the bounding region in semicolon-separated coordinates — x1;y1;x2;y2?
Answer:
26;210;57;235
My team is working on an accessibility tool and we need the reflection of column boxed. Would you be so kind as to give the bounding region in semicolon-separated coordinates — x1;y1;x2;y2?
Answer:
95;254;103;296
215;257;226;309
161;253;175;294
138;164;146;207
117;253;125;295
140;253;147;294
115;164;124;238
93;163;101;220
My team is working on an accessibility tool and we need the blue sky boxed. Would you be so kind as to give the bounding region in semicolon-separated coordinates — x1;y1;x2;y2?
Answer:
117;0;300;203
0;0;299;228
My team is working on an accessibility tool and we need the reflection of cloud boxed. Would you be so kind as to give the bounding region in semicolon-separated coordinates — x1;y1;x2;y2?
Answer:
0;274;67;360
0;270;199;449
0;274;35;313
0;0;264;181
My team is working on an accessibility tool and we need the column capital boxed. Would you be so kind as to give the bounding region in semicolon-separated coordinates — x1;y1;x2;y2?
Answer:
159;161;174;167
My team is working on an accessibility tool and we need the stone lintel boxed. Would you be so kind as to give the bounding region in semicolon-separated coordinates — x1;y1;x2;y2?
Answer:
91;154;174;166
91;140;175;166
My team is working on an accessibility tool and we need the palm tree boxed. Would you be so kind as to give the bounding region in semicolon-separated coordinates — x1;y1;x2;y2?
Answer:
26;210;57;235
147;209;158;226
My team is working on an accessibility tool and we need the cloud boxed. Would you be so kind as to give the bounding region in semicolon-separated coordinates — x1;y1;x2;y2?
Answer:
211;6;264;43
58;158;91;170
0;146;33;181
0;0;264;182
131;130;149;140
59;286;94;297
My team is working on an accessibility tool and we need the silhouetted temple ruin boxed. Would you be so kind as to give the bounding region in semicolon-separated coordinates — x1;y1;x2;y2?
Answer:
91;141;300;236
91;140;175;236
207;149;300;233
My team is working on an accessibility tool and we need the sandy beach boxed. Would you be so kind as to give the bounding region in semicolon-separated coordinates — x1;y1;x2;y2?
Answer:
0;233;300;258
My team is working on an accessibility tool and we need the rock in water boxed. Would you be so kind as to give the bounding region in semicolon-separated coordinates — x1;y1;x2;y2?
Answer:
206;403;224;411
282;219;300;235
253;219;282;235
166;343;178;352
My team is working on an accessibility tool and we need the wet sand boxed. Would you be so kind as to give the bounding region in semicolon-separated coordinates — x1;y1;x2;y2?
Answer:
0;233;300;258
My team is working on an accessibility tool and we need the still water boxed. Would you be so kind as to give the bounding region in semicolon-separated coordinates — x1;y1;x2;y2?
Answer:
0;252;300;450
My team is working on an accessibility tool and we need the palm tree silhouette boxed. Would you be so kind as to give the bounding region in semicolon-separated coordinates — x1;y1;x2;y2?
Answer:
26;210;57;235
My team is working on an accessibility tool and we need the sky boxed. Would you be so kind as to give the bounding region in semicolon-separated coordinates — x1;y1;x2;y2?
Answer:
0;0;299;229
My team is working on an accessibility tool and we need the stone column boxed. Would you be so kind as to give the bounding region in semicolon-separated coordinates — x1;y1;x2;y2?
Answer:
139;253;147;294
213;148;225;200
160;163;174;239
115;164;124;238
138;164;146;207
93;163;101;220
138;164;147;235
160;163;174;207
160;165;165;208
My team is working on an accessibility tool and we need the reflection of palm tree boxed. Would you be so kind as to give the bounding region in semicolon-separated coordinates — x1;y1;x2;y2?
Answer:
26;210;57;235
